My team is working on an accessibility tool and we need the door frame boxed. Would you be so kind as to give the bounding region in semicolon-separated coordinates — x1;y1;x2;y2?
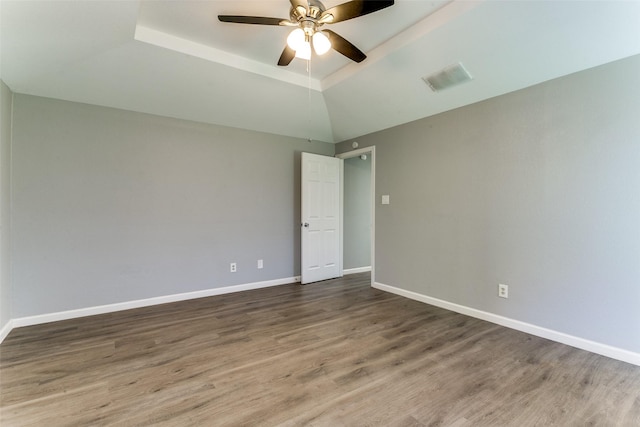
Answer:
336;146;375;286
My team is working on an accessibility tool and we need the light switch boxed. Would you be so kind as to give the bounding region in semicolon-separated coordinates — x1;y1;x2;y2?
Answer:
382;195;390;205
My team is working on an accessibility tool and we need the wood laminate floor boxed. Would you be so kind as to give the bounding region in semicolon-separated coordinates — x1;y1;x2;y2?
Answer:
1;273;639;426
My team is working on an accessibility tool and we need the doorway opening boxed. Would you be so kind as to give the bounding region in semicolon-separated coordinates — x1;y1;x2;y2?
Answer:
337;146;375;285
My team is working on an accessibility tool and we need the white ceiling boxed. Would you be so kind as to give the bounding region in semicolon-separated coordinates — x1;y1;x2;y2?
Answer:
1;0;639;143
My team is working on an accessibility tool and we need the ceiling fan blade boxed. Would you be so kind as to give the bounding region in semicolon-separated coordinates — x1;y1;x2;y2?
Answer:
218;15;289;26
324;30;366;63
278;45;296;66
289;0;309;16
320;0;394;24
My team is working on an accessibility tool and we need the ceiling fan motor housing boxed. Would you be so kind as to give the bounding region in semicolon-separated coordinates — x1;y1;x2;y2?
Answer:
291;0;326;21
291;0;327;39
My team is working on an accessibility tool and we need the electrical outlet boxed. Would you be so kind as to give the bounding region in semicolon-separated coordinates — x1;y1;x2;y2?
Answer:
230;262;237;273
257;259;263;269
498;283;509;299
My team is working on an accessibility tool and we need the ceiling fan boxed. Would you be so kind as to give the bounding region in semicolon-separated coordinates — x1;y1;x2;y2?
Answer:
218;0;394;66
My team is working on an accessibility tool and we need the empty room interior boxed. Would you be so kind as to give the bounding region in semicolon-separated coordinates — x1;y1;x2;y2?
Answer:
1;0;640;425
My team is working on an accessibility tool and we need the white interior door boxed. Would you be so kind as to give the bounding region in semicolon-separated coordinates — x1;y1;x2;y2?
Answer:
301;152;342;284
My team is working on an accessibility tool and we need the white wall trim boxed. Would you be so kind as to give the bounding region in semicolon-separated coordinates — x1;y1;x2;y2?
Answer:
0;319;13;344
9;276;300;331
343;266;372;275
373;281;640;367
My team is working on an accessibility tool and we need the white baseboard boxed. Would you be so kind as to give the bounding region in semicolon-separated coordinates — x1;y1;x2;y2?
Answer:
373;281;640;367
343;266;372;275
0;319;13;343
9;276;301;331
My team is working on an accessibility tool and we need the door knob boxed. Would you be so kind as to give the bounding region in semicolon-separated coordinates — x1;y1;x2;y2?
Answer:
302;222;309;228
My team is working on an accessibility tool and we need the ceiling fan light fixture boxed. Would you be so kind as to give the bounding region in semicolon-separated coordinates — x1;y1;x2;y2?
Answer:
294;41;311;60
312;31;331;55
287;28;305;51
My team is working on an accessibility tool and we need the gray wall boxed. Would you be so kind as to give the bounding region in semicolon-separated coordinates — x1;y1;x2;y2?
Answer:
0;81;12;330
344;155;371;269
336;55;640;353
11;94;333;318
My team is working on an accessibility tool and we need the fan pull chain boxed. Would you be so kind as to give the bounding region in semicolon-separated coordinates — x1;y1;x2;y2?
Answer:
307;58;312;142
